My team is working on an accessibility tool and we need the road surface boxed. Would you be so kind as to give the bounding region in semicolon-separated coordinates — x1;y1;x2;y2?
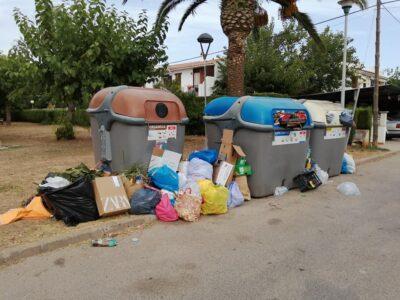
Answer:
1;154;400;299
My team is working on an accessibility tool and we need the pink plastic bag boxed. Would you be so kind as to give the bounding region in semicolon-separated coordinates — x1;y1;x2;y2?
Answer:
155;194;179;222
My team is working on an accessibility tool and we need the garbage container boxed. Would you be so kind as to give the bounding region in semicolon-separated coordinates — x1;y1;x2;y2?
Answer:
300;100;350;177
204;96;313;197
87;86;188;172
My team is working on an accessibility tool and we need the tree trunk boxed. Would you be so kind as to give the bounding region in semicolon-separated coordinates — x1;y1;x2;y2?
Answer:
5;100;11;126
372;0;381;146
227;31;248;96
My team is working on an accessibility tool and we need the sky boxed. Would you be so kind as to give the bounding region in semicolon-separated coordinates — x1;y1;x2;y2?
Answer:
0;0;400;72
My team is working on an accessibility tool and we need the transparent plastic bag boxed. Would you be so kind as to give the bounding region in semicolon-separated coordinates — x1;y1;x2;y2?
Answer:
314;165;329;185
274;186;288;196
337;182;361;196
187;158;213;182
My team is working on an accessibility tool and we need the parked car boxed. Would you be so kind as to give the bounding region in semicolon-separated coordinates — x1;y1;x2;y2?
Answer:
387;111;400;139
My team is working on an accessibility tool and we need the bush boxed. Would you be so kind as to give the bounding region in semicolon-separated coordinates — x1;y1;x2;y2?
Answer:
13;108;90;127
55;119;75;140
349;106;372;144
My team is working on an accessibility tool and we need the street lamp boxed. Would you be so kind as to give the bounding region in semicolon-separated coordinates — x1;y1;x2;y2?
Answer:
30;100;34;109
197;33;213;107
338;0;354;108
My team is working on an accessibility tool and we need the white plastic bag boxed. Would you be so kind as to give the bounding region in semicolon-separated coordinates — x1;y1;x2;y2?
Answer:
39;176;71;189
181;180;202;197
178;172;187;189
342;153;356;174
315;165;329;185
187;157;213;182
227;182;244;208
178;161;189;177
274;186;288;196
337;182;361;196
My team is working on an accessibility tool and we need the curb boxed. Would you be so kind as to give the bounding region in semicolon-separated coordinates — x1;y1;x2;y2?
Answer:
356;149;400;166
0;215;156;267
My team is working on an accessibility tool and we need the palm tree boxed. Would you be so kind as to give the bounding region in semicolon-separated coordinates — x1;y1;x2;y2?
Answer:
124;0;367;96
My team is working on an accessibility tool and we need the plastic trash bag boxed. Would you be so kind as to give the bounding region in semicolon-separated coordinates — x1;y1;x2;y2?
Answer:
178;161;189;176
39;176;71;189
187;158;213;182
175;190;202;222
314;165;329;185
227;182;244;208
181;180;202;197
337;182;361;196
155;194;178;222
339;110;354;127
274;186;288;196
188;149;218;164
341;153;356;174
40;176;99;226
198;180;229;215
161;189;176;206
178;172;187;189
148;165;179;192
129;188;161;215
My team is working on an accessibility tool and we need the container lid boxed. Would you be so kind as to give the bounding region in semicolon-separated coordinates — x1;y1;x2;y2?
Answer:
204;96;239;116
89;86;187;123
240;97;312;127
301;99;344;126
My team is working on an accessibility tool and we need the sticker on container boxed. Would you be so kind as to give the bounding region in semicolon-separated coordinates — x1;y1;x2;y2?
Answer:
148;125;177;141
272;130;307;146
324;127;346;140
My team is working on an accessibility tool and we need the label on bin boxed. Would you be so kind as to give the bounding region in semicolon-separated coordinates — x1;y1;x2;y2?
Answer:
148;125;177;141
272;130;307;146
324;127;346;140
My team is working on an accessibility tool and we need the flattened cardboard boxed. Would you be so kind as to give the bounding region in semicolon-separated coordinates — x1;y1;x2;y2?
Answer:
215;161;234;186
149;147;182;172
121;175;143;198
93;176;130;217
235;175;251;201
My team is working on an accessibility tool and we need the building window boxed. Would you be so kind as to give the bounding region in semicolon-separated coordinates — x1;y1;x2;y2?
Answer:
363;83;367;88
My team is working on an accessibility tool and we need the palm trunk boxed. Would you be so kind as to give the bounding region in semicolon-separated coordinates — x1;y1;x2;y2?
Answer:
5;100;11;126
226;31;248;96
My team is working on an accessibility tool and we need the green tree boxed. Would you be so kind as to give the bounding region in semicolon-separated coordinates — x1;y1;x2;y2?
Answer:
386;67;400;87
14;0;168;112
0;49;38;125
214;22;361;96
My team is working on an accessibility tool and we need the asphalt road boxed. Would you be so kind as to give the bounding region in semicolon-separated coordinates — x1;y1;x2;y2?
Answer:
1;154;400;300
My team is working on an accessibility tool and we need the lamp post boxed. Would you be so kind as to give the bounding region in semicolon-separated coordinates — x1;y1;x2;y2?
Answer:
30;100;34;109
338;0;354;108
197;33;214;107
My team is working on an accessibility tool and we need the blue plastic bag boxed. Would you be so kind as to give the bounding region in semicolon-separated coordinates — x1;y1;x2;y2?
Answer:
227;182;244;209
149;165;179;192
188;149;218;164
341;153;356;174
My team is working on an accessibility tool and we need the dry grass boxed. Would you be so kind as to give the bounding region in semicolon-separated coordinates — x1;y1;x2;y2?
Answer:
0;122;204;249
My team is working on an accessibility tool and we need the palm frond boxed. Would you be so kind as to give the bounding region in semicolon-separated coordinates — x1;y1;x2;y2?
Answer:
353;0;368;9
155;0;189;27
178;0;208;31
292;11;324;50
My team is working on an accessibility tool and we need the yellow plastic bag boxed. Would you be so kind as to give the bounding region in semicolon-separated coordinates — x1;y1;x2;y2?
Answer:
198;180;229;215
0;197;52;225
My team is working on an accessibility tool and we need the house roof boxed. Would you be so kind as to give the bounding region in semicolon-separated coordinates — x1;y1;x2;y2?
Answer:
357;69;388;80
168;58;222;73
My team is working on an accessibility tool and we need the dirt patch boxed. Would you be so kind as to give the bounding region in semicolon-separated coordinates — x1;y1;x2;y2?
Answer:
0;122;204;249
347;144;389;160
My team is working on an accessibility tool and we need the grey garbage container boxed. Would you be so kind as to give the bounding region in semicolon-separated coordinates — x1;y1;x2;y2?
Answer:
300;99;351;177
204;96;313;197
87;86;188;172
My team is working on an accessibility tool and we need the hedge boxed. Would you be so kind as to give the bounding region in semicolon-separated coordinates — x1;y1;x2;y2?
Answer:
13;108;90;127
11;93;208;135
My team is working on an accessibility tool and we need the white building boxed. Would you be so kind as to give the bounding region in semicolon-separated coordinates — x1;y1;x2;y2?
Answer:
356;69;388;88
166;58;221;97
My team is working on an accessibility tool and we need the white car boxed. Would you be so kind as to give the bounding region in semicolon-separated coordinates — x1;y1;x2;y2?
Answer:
387;111;400;139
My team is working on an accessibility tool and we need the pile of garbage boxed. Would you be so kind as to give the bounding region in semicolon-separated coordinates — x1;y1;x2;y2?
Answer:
0;130;252;226
0;128;360;227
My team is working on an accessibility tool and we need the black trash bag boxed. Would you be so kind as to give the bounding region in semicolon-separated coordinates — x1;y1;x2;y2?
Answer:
129;188;161;215
40;176;99;226
293;170;322;192
339;111;354;127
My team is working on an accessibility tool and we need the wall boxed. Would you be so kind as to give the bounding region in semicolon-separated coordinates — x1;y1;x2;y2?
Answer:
172;69;193;93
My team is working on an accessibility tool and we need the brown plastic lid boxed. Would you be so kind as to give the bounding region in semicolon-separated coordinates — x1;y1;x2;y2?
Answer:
89;86;187;123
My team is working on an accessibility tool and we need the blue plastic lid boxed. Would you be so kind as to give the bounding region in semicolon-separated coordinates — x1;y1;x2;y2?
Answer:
240;97;311;126
204;96;239;116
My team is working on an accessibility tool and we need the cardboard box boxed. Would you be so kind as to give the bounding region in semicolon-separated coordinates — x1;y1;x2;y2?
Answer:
235;175;251;201
93;176;131;217
121;175;143;199
215;129;247;185
148;147;182;172
214;161;234;186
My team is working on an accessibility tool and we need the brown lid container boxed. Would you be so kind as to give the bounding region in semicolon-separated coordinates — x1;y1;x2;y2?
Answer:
89;86;187;123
